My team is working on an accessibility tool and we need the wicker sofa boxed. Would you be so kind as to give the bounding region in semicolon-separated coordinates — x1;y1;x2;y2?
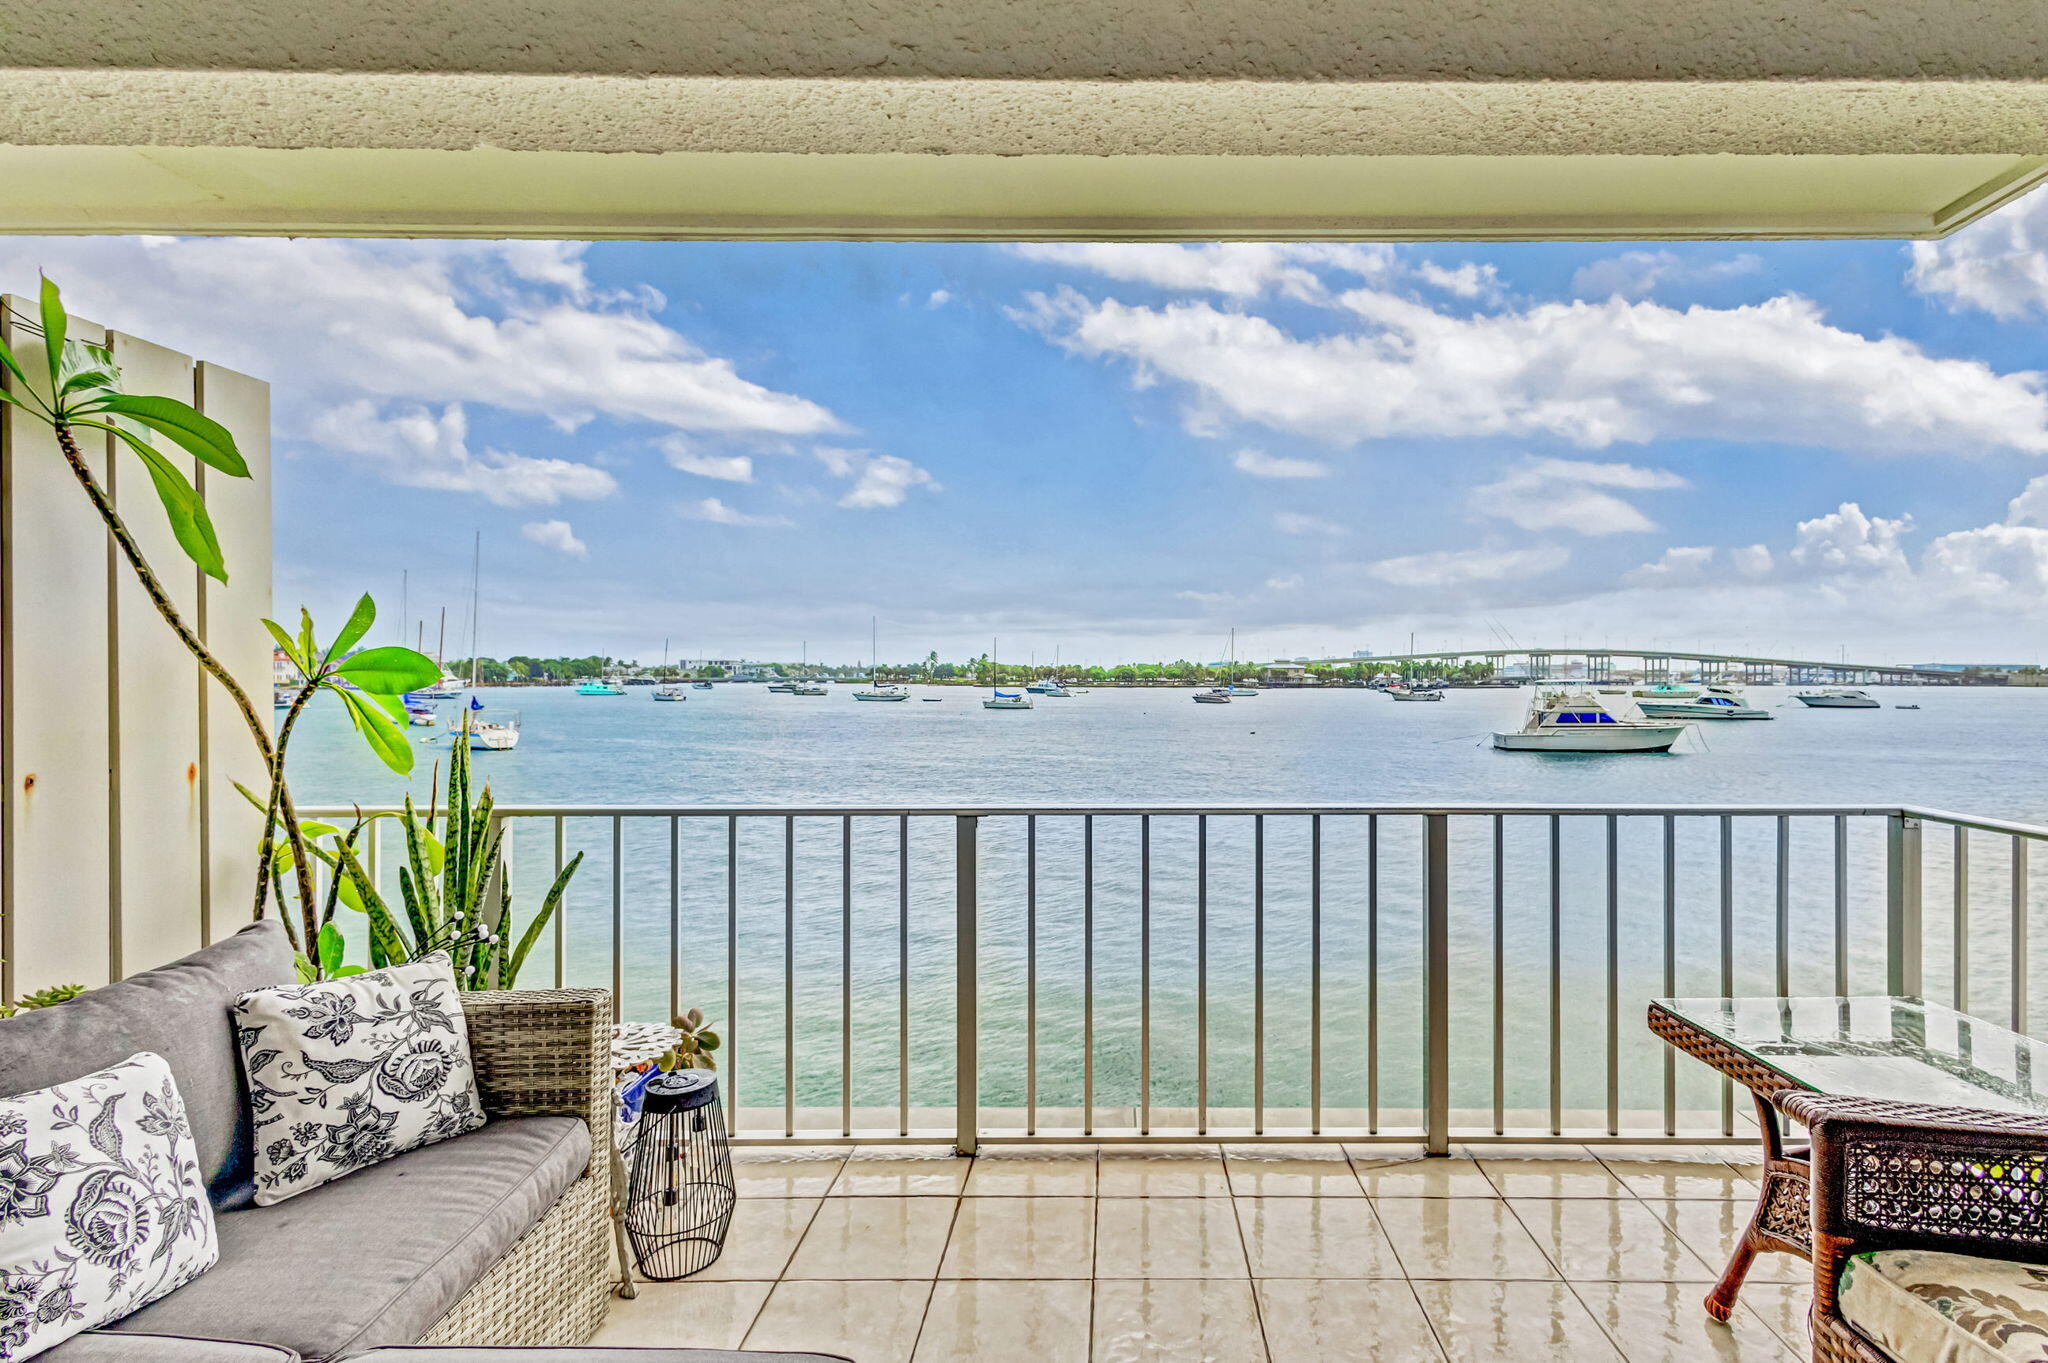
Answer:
0;921;614;1361
1777;1089;2048;1363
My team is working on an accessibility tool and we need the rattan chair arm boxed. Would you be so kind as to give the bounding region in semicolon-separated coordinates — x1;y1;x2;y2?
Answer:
463;987;612;1164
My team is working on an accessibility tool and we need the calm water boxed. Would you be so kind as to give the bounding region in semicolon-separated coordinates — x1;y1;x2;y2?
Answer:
289;683;2048;1129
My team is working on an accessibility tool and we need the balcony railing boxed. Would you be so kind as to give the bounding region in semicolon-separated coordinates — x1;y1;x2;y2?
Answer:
301;802;2048;1152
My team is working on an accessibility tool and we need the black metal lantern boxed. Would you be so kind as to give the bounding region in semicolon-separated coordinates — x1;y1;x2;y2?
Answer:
622;1069;735;1280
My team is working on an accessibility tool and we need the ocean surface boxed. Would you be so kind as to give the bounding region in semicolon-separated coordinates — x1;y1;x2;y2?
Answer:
288;682;2048;1130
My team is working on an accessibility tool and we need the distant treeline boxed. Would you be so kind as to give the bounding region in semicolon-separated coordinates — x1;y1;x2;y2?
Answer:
445;654;1499;685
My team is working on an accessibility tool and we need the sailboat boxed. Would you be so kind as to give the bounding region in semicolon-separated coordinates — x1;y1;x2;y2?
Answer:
1027;646;1073;696
1195;629;1242;703
450;534;519;750
653;639;687;701
1226;630;1259;696
984;637;1033;710
855;618;910;700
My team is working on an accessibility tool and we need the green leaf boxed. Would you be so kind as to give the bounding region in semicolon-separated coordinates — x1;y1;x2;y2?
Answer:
298;609;316;671
333;966;367;978
337;686;414;775
90;395;247;477
317;922;346;977
333;646;441;696
38;277;65;399
0;331;28;396
95;424;227;582
327;594;377;666
260;618;304;673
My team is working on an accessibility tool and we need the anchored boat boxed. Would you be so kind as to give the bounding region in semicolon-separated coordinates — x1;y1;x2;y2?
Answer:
1636;683;1773;720
1493;691;1687;753
1795;688;1880;709
575;678;626;696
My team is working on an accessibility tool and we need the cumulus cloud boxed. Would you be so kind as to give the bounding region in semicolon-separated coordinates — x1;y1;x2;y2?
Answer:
1274;511;1347;537
306;401;618;506
1908;193;2048;320
1415;261;1504;301
1009;244;1399;302
1365;546;1570;587
662;438;755;483
520;519;588;557
926;289;953;309
1470;457;1688;536
1015;286;2048;456
1786;503;1914;575
0;237;842;504
1571;250;1763;301
814;449;940;509
1232;449;1331;479
1265;574;1303;591
680;498;794;528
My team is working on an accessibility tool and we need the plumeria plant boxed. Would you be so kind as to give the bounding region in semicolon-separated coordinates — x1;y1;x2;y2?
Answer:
0;276;438;974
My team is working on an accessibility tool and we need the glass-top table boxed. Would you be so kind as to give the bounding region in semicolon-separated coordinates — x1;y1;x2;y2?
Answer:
1647;995;2048;1323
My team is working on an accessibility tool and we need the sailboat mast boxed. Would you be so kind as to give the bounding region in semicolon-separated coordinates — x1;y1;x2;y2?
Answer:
467;531;481;689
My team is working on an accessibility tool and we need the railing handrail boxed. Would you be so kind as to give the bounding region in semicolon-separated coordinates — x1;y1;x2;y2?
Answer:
302;799;1973;820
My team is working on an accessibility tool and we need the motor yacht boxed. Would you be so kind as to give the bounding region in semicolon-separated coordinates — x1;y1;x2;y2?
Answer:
1493;691;1688;753
1192;687;1232;704
1387;685;1443;702
575;678;626;697
1632;682;1701;701
1795;688;1880;709
1636;683;1773;720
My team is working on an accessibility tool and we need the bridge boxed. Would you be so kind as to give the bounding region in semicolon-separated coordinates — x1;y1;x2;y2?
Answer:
1302;647;1973;685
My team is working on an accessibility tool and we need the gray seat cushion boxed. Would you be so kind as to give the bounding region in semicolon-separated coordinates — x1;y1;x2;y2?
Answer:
343;1352;852;1361
46;1332;298;1361
0;920;294;1209
110;1116;590;1363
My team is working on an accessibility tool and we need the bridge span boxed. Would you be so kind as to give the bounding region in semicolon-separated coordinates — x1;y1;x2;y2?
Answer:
1303;647;1971;685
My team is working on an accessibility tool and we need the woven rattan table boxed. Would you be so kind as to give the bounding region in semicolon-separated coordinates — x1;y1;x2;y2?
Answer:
1649;996;2048;1323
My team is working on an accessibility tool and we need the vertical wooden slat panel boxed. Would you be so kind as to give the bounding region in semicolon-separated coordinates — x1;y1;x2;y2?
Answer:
1;296;113;994
195;362;271;941
109;332;204;972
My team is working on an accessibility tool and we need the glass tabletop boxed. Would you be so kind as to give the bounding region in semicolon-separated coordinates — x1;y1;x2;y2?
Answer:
1655;996;2048;1116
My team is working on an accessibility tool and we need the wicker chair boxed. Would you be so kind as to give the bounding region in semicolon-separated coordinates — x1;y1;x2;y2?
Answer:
419;987;615;1349
1776;1089;2048;1363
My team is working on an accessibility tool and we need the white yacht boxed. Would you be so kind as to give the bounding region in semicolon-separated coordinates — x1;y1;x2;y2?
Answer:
1192;687;1232;704
652;684;687;702
1796;688;1881;709
454;701;520;751
855;619;911;700
789;682;829;697
1632;682;1701;702
1493;691;1688;753
1387;685;1443;702
1637;683;1773;720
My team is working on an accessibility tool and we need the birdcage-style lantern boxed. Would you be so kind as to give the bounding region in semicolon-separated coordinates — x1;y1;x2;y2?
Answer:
621;1069;735;1280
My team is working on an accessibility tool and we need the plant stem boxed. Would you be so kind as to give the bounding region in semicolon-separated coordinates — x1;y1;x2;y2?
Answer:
51;421;306;920
266;683;322;955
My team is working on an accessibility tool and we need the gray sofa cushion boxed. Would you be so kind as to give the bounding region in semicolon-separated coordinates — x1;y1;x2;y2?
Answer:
47;1331;298;1361
110;1116;589;1363
342;1352;852;1361
0;920;294;1210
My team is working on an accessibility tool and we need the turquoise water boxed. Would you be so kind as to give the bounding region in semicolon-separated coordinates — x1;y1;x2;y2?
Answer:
287;683;2048;1130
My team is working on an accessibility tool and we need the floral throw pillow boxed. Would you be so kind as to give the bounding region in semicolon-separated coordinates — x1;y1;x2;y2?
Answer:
0;1052;218;1361
233;953;485;1205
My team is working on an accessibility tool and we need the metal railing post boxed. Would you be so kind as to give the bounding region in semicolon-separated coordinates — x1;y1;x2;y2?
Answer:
954;814;979;1155
1424;813;1451;1156
1887;813;1924;998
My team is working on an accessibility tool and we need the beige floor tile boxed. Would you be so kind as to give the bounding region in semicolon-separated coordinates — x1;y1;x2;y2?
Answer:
1374;1197;1557;1280
963;1144;1099;1196
1096;1197;1249;1278
1508;1199;1717;1282
914;1280;1093;1363
729;1146;847;1198
685;1197;820;1282
1644;1199;1808;1284
594;1280;772;1348
1237;1197;1405;1278
1348;1144;1499;1197
1223;1143;1366;1196
1098;1144;1231;1197
743;1279;933;1363
783;1197;957;1280
1412;1280;1624;1362
1093;1278;1269;1363
1258;1279;1446;1362
938;1196;1097;1278
1596;1145;1761;1200
1474;1146;1629;1198
831;1145;974;1196
1728;1281;1815;1354
1571;1280;1798;1361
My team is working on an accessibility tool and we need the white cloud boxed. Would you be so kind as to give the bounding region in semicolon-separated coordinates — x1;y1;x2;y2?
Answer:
1624;543;1774;587
926;289;953;309
1016;287;2048;456
1470;457;1688;536
1787;503;1913;575
2009;474;2048;526
1274;511;1347;537
520;519;588;557
814;449;940;509
1415;261;1504;301
1908;193;2048;319
0;237;843;504
1265;574;1304;591
1571;250;1763;301
1366;546;1570;587
1922;523;2048;597
680;497;794;528
306;400;618;506
1232;449;1331;480
1009;244;1398;302
662;438;755;483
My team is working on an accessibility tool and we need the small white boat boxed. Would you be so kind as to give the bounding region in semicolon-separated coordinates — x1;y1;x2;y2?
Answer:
985;690;1033;710
855;621;910;701
692;680;714;690
767;681;797;693
1493;692;1687;753
273;683;296;709
652;685;687;702
1637;683;1773;720
1632;683;1701;701
1027;680;1072;697
454;704;520;751
1192;687;1232;704
856;684;910;701
405;703;437;727
1228;686;1259;697
1387;686;1443;702
921;696;944;702
1796;688;1880;709
790;683;829;697
421;674;467;701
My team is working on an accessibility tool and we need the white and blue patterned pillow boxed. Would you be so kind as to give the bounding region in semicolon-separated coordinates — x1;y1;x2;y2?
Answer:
233;953;486;1206
0;1052;218;1361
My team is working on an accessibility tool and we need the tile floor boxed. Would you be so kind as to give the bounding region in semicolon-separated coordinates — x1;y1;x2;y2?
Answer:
597;1141;1811;1361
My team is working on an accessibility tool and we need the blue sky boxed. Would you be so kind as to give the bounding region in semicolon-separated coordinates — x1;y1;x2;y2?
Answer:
10;207;2048;667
